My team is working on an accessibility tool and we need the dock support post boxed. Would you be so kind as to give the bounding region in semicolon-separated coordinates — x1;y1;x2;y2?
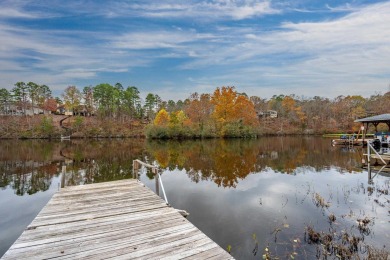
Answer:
61;165;66;188
367;161;372;184
133;160;138;179
155;168;160;196
367;144;372;183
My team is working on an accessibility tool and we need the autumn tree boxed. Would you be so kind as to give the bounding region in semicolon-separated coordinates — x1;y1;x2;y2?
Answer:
42;98;58;113
169;110;187;128
211;86;259;136
154;109;170;126
62;86;81;114
185;92;213;131
301;96;331;133
234;95;259;127
366;92;390;115
83;86;94;116
250;96;267;112
279;96;307;130
211;86;237;124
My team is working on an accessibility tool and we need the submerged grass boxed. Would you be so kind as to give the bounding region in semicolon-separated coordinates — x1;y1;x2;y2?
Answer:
258;183;389;260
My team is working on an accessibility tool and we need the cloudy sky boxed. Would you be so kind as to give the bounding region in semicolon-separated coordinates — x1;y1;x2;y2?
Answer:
1;0;389;100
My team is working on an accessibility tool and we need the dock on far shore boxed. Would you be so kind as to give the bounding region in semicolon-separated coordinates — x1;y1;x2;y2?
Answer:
2;179;233;259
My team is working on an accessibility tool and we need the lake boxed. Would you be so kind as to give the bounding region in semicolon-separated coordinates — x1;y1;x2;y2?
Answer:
0;137;389;259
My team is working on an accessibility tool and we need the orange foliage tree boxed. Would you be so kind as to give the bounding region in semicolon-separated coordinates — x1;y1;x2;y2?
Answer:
234;95;259;127
211;86;259;134
281;96;307;129
211;86;237;124
42;98;58;112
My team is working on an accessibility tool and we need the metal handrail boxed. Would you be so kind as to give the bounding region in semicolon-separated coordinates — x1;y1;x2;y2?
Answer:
157;173;168;204
133;159;169;205
132;159;189;217
134;159;156;169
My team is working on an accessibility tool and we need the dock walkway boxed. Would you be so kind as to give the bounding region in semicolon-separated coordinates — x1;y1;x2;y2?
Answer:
2;179;233;259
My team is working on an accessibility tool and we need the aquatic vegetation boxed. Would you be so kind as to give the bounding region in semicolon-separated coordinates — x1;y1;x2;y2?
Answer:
313;192;330;208
328;213;336;223
227;244;232;254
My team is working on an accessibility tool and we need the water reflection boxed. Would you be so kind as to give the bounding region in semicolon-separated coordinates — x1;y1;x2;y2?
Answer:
0;137;367;194
146;137;364;188
0;140;60;195
0;139;147;194
0;137;388;259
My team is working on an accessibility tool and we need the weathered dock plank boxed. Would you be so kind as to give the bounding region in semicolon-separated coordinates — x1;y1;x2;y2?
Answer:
2;179;233;260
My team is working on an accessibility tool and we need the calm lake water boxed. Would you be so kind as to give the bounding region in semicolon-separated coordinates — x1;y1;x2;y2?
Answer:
0;137;389;259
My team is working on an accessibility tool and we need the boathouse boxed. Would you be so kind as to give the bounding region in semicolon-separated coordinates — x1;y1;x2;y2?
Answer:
354;113;390;132
354;113;390;146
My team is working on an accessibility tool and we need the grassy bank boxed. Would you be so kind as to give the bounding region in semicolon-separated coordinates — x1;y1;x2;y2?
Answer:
0;115;146;139
0;115;383;140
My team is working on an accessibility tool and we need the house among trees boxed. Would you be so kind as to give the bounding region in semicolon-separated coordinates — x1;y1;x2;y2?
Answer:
0;103;51;116
25;106;51;116
0;82;58;116
56;105;67;115
257;110;278;118
56;105;74;115
56;104;92;116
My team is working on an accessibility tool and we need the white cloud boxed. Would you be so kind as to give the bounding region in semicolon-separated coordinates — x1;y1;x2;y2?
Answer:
325;3;359;12
0;0;389;100
113;31;193;50
0;22;150;94
175;1;390;98
112;0;280;20
0;7;37;19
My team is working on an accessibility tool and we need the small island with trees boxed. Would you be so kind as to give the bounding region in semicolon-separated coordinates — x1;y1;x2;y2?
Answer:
0;81;389;139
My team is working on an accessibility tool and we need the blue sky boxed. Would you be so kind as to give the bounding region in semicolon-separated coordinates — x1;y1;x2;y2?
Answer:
1;0;389;101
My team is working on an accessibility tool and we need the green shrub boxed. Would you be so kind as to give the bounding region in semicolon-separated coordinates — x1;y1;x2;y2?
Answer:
73;116;84;132
146;125;170;139
40;116;54;136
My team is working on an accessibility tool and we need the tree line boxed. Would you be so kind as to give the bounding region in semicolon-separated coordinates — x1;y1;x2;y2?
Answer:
0;82;56;115
148;87;390;138
1;82;389;137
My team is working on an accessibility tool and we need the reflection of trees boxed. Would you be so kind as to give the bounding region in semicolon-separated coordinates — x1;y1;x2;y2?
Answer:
59;139;146;186
0;140;61;195
0;137;364;193
147;139;258;188
0;139;147;194
11;168;53;196
0;161;58;195
147;137;364;188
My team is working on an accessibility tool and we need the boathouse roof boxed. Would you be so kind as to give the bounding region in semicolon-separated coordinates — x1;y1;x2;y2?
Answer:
354;113;390;123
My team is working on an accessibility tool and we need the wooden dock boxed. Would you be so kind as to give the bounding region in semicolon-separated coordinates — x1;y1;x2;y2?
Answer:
2;179;233;259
